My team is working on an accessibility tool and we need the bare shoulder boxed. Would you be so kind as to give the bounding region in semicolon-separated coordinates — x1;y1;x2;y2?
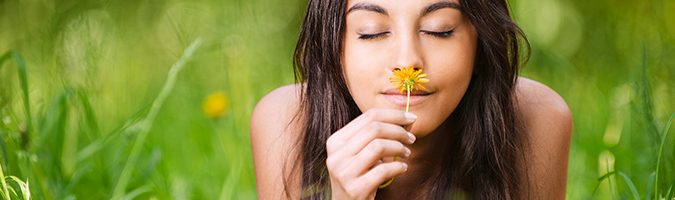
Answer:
250;83;304;199
250;83;304;148
514;77;573;199
251;83;304;132
515;77;573;136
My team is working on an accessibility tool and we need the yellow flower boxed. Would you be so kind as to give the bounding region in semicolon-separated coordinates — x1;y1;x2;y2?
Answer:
202;91;229;118
389;66;430;93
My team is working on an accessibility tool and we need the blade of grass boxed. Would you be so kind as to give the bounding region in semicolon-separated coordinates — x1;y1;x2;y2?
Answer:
31;162;52;200
75;103;151;163
655;112;675;200
594;171;616;197
6;186;17;199
1;52;39;193
0;131;8;176
0;108;9;173
665;184;673;200
29;89;68;200
0;163;9;200
76;89;100;141
23;179;28;200
608;157;615;200
0;52;10;66
110;38;202;200
597;171;643;200
598;171;617;182
218;162;241;200
647;173;655;200
594;171;617;198
0;51;32;150
617;171;641;200
120;185;152;200
33;89;68;155
7;176;29;200
63;162;91;194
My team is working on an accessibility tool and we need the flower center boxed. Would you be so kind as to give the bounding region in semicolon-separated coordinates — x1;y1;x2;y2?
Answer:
404;78;415;91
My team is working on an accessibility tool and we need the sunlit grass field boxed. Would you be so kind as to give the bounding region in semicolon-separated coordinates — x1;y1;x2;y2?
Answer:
1;0;674;199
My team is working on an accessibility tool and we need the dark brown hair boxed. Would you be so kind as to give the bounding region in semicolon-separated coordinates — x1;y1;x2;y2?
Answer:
289;0;530;199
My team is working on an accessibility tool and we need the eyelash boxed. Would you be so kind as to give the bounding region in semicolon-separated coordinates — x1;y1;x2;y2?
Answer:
422;30;454;38
357;30;454;40
358;32;389;40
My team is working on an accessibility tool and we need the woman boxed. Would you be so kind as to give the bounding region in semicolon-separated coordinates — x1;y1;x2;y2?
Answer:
251;0;572;199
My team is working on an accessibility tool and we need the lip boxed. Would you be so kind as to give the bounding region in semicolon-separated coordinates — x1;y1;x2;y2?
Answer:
382;89;433;107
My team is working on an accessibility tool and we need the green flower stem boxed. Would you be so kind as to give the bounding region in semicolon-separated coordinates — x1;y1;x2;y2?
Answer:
406;87;411;112
378;157;398;189
379;89;411;189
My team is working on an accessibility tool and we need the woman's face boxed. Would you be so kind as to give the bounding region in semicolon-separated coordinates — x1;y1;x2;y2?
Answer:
343;0;477;137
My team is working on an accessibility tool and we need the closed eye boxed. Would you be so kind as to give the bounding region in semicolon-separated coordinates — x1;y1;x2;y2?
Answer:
358;32;389;40
422;30;454;38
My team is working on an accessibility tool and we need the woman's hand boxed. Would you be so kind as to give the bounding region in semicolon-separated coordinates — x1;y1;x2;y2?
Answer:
326;108;417;200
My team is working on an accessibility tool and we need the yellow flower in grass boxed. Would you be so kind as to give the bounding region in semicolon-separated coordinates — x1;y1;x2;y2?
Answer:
389;66;430;94
202;91;229;118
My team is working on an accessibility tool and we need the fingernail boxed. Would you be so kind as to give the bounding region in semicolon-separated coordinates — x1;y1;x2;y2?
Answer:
405;112;417;121
407;132;416;143
405;147;411;157
402;163;408;171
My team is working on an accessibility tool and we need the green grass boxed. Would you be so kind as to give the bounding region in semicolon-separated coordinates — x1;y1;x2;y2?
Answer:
596;109;675;200
110;38;202;200
0;0;674;199
655;112;675;200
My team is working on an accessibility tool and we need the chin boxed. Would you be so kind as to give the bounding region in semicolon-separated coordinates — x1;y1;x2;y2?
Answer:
408;106;455;138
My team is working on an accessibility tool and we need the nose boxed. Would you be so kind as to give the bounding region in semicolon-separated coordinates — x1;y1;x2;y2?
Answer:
391;31;424;71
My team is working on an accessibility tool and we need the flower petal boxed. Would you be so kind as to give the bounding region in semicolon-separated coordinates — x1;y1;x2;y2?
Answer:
412;70;422;78
417;84;426;90
390;66;429;93
394;70;407;77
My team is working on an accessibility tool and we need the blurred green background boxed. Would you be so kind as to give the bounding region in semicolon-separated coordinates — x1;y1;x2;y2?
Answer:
0;0;673;199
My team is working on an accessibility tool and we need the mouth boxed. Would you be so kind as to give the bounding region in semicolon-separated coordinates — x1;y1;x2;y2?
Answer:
381;89;433;107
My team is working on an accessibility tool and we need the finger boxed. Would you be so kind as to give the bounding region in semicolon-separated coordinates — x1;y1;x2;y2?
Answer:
341;122;414;156
360;162;408;190
344;108;416;137
370;159;383;170
348;139;410;174
354;108;417;130
327;121;413;174
331;138;409;179
328;109;417;152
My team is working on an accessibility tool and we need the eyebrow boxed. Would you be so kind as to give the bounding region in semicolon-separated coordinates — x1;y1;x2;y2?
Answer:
346;1;461;17
421;1;461;16
346;3;388;16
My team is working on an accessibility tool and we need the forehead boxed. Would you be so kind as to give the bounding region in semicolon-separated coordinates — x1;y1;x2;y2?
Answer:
346;0;461;16
345;0;462;20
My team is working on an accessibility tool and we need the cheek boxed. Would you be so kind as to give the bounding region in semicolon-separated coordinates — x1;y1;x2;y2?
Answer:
411;35;476;136
411;67;473;137
342;43;383;112
344;70;373;112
